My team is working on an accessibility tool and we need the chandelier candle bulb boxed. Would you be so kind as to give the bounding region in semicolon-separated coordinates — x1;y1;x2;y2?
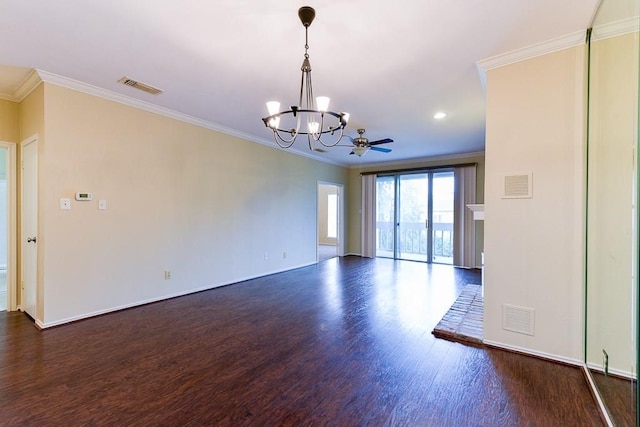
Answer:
266;101;280;115
308;121;320;134
316;96;330;112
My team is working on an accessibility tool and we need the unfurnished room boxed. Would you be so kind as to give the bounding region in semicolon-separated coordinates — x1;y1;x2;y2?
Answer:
0;1;638;425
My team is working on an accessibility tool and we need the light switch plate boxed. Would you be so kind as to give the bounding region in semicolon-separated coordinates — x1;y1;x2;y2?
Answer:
98;200;107;210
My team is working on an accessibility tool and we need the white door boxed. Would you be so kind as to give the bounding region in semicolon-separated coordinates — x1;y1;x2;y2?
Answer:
21;138;37;319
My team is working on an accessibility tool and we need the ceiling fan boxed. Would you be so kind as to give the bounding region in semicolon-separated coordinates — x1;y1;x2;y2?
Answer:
344;129;393;157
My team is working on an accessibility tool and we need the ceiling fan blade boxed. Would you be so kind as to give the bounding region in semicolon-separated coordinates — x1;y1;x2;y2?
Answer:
370;146;392;153
368;138;393;146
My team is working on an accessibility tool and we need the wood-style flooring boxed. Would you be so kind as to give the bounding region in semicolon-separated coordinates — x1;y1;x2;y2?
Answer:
0;256;603;426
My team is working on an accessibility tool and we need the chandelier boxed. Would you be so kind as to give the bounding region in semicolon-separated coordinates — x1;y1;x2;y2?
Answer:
262;6;349;150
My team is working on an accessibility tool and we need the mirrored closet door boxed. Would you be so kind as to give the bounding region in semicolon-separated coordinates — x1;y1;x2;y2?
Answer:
585;0;639;424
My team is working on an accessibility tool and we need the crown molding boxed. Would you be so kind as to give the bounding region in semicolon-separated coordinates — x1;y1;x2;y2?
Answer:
0;92;14;102
13;69;347;168
0;69;42;102
477;29;587;73
35;69;266;142
591;15;639;41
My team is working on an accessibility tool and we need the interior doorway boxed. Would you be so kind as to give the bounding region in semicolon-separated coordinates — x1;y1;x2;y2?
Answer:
0;146;7;310
0;142;16;312
317;182;343;262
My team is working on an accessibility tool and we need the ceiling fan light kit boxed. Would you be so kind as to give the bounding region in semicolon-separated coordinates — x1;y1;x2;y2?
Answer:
346;128;394;157
261;6;350;150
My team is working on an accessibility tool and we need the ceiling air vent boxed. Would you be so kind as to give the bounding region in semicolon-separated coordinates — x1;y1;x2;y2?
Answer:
117;76;163;95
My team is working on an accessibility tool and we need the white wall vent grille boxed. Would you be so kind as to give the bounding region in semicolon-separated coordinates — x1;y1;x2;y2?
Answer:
502;304;535;335
502;173;532;199
117;76;163;95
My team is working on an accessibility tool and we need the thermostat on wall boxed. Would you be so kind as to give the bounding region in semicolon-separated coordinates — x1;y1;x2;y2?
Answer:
75;192;93;201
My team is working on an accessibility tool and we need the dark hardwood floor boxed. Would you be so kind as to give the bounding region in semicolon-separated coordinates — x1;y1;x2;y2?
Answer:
0;256;603;426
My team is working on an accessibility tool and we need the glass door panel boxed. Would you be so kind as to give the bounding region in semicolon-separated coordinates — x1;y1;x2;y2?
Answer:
398;174;429;261
376;176;395;258
432;171;454;265
376;170;455;264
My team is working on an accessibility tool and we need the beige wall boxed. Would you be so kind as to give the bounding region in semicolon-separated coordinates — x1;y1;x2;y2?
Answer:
346;154;485;267
32;83;348;326
0;99;19;143
484;45;586;362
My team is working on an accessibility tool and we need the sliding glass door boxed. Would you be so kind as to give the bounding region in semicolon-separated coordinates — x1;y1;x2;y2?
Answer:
376;170;454;263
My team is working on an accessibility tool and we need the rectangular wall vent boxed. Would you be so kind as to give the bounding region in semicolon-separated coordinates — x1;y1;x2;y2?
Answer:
502;304;535;335
117;76;163;95
502;173;532;199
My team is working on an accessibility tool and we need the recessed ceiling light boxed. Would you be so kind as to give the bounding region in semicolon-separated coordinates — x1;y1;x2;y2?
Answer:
433;112;447;119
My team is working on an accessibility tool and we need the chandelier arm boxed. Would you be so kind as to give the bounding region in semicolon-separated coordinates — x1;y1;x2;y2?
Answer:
314;112;325;143
316;125;345;147
272;130;297;148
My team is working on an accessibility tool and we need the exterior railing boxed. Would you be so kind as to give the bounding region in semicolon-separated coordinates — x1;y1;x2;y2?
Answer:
376;221;453;259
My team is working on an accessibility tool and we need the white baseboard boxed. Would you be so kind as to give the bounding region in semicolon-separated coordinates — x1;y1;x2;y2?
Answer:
38;261;317;329
483;339;583;367
586;362;635;380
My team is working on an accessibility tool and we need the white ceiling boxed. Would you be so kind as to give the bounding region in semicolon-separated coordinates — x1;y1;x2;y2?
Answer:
0;1;600;167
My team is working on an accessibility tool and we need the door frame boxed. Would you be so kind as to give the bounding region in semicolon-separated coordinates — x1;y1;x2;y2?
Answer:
20;135;38;317
317;181;345;260
0;141;17;311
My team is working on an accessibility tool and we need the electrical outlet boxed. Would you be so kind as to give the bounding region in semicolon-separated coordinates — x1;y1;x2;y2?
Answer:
264;252;269;260
283;251;287;259
164;270;172;280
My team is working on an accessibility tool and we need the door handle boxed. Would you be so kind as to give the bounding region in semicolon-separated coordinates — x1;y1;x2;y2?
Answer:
27;237;37;243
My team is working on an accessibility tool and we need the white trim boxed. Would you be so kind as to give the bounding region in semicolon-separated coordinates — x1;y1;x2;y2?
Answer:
483;339;584;366
13;70;42;102
0;69;41;102
477;30;587;73
0;92;15;102
583;365;615;427
36;262;316;329
0;142;17;312
586;362;636;380
22;70;345;168
476;29;589;93
317;181;345;261
36;70;262;142
592;16;640;41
